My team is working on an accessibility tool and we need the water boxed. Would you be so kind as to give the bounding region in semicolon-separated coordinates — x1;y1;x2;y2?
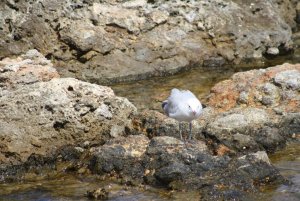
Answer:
0;174;168;201
258;143;300;201
0;173;200;201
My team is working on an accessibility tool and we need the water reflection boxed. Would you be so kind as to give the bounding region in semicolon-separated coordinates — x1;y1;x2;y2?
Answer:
0;174;170;201
269;143;300;201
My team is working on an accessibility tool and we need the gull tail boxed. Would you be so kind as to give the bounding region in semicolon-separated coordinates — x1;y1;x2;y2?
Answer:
161;100;168;112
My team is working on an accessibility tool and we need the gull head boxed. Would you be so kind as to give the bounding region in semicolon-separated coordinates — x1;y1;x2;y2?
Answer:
187;98;202;118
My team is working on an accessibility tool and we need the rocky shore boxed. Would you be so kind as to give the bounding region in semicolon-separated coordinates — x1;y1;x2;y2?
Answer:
0;50;299;200
1;0;299;84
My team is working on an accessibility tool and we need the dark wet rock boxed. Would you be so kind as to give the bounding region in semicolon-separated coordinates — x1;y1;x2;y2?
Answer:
155;162;188;184
0;0;298;84
87;135;284;200
254;127;286;153
89;135;149;180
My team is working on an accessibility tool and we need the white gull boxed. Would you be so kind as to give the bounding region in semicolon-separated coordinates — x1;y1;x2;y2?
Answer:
162;88;203;140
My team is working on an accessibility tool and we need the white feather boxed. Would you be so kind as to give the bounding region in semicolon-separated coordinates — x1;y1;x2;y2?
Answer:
163;88;202;122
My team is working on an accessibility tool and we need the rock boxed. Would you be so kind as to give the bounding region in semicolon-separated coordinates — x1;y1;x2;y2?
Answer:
88;135;283;200
132;110;203;139
260;83;278;106
274;70;300;90
254;126;286;153
238;91;249;104
233;133;258;151
122;0;147;8
0;53;137;166
0;49;59;89
266;47;280;55
59;21;115;54
89;135;149;181
296;2;300;23
86;188;109;200
208;63;300;113
155;162;188;184
250;151;271;165
0;0;297;84
149;10;169;24
205;63;300;153
206;108;269;136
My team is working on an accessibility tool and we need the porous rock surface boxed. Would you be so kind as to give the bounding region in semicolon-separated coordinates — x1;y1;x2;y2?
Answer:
0;50;137;166
88;135;282;200
0;0;298;84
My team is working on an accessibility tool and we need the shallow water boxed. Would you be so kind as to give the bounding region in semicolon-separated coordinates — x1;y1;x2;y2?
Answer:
0;173;201;201
111;48;300;111
0;174;167;201
258;143;300;201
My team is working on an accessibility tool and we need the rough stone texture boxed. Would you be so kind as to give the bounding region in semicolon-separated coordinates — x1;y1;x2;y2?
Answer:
0;51;137;166
0;49;59;89
89;135;149;179
0;0;297;84
207;63;300;112
205;64;300;153
88;135;283;200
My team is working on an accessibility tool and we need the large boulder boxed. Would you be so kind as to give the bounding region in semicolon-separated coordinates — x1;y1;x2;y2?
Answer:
204;63;300;151
0;50;137;166
0;0;297;84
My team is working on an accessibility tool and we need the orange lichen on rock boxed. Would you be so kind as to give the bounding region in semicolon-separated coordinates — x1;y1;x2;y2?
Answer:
207;63;300;113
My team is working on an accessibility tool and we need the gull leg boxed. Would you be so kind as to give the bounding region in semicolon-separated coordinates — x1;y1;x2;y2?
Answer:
179;122;183;140
188;122;193;140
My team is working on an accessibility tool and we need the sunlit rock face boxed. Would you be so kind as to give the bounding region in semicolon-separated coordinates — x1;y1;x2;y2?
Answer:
0;0;297;84
0;50;137;165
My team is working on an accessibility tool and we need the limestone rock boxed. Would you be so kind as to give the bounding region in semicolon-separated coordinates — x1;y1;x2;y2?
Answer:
0;52;137;165
0;0;297;84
